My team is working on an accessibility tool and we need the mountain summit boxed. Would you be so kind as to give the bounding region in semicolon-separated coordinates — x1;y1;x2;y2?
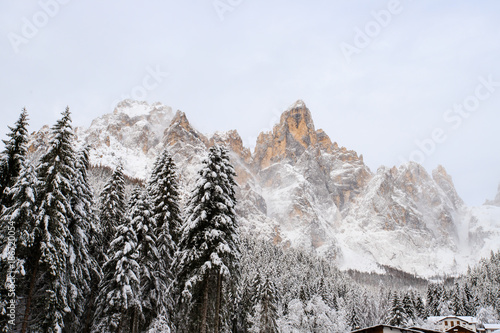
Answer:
254;100;328;168
28;100;500;277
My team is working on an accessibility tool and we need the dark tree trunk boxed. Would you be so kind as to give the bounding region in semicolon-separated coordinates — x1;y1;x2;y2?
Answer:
200;278;210;333
214;271;222;333
21;256;39;333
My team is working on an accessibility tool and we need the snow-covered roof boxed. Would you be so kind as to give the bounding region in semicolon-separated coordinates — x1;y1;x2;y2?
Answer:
351;324;425;333
484;324;500;329
428;316;478;324
408;326;442;333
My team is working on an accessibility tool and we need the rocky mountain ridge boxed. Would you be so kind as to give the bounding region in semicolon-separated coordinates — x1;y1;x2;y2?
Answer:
27;99;500;277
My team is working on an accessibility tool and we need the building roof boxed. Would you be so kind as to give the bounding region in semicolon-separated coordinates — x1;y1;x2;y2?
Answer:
408;327;442;333
445;325;476;333
428;316;478;324
351;324;424;333
484;324;500;330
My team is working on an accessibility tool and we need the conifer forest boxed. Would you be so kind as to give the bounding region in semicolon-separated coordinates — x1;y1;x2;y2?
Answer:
1;108;499;332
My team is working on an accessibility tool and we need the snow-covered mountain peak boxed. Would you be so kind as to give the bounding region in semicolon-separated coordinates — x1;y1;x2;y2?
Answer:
254;100;329;169
26;99;500;277
73;100;176;179
287;99;307;110
113;99;172;118
279;99;315;136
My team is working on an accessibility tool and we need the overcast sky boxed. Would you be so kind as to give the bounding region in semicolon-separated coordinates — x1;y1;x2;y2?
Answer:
1;1;499;205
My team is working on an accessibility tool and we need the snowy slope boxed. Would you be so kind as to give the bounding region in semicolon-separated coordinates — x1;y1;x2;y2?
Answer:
27;99;500;278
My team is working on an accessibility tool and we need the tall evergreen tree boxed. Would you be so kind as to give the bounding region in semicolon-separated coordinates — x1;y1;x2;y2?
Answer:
426;283;443;317
248;276;279;333
234;274;254;332
148;148;182;250
22;107;76;332
65;146;101;332
128;186;168;330
174;145;240;333
463;283;477;316
146;148;181;327
388;292;407;327
0;108;29;211
413;293;426;320
451;282;466;316
98;162;126;256
402;292;416;323
0;161;37;331
346;291;363;330
92;216;141;333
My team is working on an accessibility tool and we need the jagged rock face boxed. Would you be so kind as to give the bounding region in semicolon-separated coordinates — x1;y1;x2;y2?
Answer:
27;125;50;160
433;165;464;209
210;130;253;186
210;130;251;163
253;101;370;210
26;99;500;277
249;101;374;250
347;164;459;241
254;100;324;168
163;110;207;149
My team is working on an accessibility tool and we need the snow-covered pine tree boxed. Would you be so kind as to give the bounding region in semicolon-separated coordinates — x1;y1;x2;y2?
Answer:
345;290;364;330
413;293;426;320
92;216;141;333
0;160;37;332
128;186;168;330
148;148;182;251
426;283;443;317
388;292;407;327
463;283;477;316
174;144;240;333
402;291;416;324
284;298;306;331
234;273;254;332
22;107;76;332
464;251;500;316
249;276;278;333
98;162;126;260
303;295;336;333
128;186;142;211
66;146;101;333
250;272;262;309
146;148;181;327
451;282;466;316
244;272;262;331
0;108;29;211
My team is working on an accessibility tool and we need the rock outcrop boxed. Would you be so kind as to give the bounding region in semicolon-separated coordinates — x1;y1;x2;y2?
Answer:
485;184;500;207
